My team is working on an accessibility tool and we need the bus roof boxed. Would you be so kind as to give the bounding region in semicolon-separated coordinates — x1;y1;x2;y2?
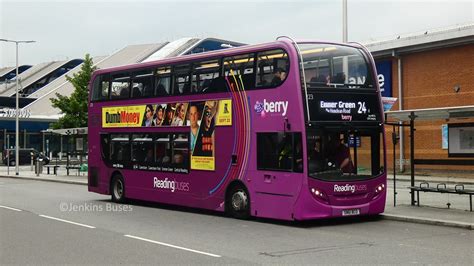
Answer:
92;38;366;77
92;40;288;76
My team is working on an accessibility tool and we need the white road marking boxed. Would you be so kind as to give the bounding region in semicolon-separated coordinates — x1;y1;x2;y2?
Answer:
124;234;221;258
39;215;96;229
0;205;22;212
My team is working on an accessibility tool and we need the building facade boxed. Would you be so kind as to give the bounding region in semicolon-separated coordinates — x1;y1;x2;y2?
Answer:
367;23;474;174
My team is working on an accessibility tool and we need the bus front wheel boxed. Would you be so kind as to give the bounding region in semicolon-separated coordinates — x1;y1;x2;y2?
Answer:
111;174;126;203
227;185;250;219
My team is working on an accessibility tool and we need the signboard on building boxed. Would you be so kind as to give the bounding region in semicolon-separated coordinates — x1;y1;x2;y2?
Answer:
0;108;31;118
375;60;392;97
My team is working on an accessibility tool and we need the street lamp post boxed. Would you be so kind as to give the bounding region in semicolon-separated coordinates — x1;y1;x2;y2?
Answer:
342;0;348;43
0;38;36;175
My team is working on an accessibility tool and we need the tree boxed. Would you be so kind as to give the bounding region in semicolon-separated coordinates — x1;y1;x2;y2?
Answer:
50;54;96;129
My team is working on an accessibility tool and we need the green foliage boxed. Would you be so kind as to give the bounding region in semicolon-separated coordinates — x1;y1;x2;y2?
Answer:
50;54;96;129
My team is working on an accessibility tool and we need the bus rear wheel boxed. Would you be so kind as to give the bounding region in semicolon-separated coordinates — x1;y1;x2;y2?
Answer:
227;185;250;219
111;174;126;203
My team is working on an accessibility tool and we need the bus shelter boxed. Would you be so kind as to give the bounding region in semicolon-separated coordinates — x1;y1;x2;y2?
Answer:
41;127;88;162
385;105;474;205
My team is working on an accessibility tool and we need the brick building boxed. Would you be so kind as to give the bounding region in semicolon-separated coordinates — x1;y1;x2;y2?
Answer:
365;23;474;175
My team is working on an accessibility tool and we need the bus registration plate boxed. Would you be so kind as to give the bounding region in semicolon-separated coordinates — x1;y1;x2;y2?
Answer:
342;208;360;216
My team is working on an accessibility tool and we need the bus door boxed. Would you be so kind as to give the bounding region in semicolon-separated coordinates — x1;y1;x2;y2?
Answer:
254;132;303;216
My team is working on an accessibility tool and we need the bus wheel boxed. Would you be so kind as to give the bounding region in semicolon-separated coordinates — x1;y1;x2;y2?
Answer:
227;185;250;219
111;174;125;203
9;160;16;166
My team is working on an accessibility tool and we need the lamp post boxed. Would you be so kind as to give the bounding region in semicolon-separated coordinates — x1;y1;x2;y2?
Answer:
342;0;348;43
0;38;36;175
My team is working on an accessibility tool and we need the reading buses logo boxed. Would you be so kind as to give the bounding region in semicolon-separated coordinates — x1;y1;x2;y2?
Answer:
153;177;190;192
333;184;367;193
254;99;288;117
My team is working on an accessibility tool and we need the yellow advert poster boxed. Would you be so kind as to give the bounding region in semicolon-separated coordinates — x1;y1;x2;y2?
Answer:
215;99;232;126
102;105;145;128
191;156;215;171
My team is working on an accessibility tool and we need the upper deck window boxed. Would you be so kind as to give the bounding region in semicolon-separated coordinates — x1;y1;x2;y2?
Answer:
155;67;172;96
192;59;221;93
173;64;191;95
224;53;255;89
111;73;131;99
298;44;374;89
256;49;289;88
132;70;154;98
91;75;109;102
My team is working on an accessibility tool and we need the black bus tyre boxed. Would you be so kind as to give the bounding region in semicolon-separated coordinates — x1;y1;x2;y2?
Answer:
111;174;126;203
9;161;15;166
227;185;250;219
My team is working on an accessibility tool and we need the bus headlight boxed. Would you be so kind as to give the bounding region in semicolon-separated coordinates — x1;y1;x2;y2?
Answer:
375;183;385;194
310;187;328;202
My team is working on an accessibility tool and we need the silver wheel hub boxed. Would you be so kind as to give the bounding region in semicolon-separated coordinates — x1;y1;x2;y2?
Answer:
231;191;248;211
114;180;123;199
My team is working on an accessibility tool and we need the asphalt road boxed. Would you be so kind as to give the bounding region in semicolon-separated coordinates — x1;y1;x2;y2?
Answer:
1;178;473;265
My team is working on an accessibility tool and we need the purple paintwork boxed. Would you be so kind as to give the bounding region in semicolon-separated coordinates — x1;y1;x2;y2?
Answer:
88;39;387;221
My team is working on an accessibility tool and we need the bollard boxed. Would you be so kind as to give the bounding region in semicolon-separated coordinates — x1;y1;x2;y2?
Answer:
35;157;44;176
30;153;34;171
36;160;40;176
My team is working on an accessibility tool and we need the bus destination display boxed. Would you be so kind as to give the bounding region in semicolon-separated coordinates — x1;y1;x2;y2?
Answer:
308;92;381;122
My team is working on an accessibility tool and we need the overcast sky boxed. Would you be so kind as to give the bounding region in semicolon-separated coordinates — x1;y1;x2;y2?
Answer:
0;0;472;67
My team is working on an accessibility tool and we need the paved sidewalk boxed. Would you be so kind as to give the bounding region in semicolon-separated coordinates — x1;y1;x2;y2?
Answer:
1;166;473;229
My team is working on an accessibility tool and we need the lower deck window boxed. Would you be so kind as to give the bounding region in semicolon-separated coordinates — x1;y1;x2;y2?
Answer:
101;132;189;173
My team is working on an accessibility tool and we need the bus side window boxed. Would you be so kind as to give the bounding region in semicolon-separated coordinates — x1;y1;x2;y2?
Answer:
192;59;221;94
100;134;110;162
173;134;189;172
110;134;130;163
173;64;191;95
155;67;171;96
92;75;109;101
257;132;299;172
110;73;131;100
256;49;289;88
132;70;154;98
156;134;172;168
224;53;255;90
131;134;153;164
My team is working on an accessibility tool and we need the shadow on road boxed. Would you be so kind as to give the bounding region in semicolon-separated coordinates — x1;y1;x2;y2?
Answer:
94;198;384;228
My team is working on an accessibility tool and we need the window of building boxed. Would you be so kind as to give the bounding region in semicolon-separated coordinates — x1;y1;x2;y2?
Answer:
257;132;302;172
256;49;289;88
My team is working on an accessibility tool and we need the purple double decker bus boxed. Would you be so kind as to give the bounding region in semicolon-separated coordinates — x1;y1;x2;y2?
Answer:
88;37;386;220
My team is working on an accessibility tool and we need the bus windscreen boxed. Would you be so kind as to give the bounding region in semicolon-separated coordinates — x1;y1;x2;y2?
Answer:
307;128;384;181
